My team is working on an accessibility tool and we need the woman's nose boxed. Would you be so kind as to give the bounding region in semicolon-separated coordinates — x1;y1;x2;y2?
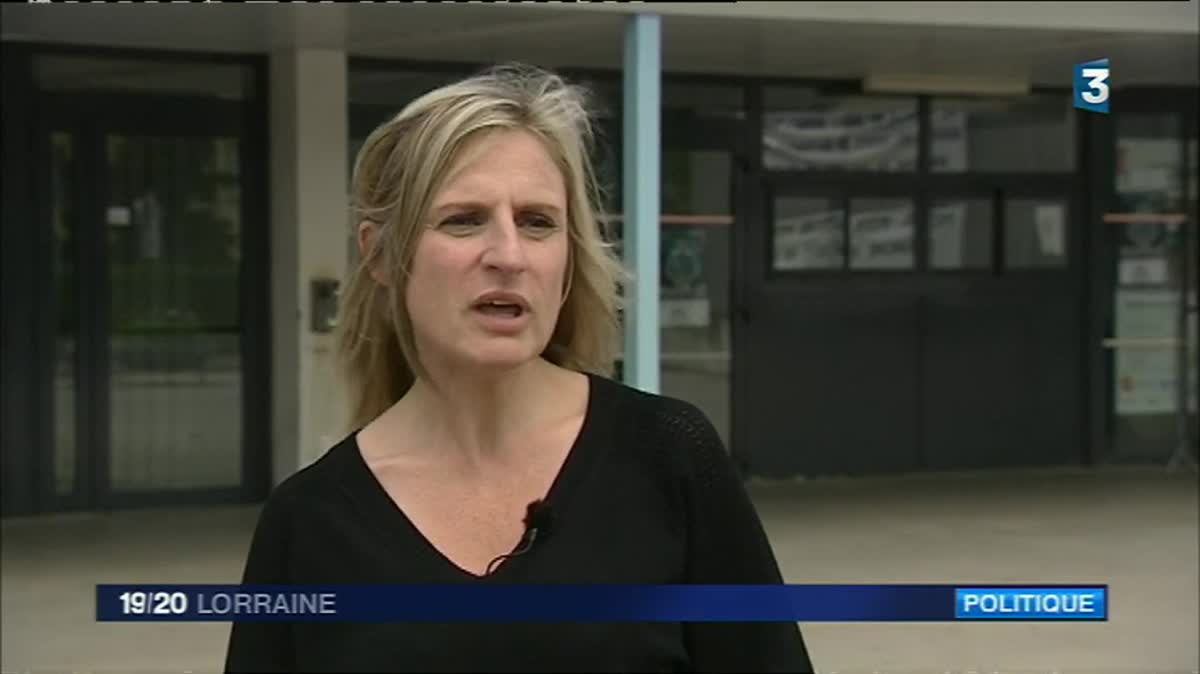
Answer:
480;211;528;273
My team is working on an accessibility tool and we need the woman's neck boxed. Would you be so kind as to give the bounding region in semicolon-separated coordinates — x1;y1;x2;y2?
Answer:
379;358;583;470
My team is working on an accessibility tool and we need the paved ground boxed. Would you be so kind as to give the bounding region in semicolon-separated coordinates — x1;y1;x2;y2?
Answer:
2;466;1196;674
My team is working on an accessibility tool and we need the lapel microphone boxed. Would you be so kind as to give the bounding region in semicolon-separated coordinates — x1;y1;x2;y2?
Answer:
521;499;555;548
484;499;555;576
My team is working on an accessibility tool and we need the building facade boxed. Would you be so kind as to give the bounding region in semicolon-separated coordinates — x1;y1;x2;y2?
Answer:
2;3;1197;516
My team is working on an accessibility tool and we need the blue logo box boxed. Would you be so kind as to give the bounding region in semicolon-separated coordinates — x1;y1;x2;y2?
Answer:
1074;58;1110;113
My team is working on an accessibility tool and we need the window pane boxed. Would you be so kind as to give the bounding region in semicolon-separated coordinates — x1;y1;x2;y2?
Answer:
929;199;992;270
849;198;914;270
930;96;1075;173
107;134;243;491
773;197;844;271
1005;198;1068;268
764;89;917;171
1116;114;1185;214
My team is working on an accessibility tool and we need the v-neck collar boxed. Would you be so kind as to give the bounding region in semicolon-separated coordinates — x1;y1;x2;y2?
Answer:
337;372;615;582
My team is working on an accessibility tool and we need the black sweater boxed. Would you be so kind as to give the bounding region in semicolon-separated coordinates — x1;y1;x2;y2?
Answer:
225;373;814;673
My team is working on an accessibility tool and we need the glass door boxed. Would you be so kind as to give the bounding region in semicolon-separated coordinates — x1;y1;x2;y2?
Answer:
41;95;256;509
1106;113;1194;462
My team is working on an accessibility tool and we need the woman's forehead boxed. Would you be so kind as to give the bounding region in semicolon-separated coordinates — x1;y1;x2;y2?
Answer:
433;132;567;204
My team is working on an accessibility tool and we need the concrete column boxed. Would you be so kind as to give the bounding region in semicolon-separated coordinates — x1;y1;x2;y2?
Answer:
622;13;662;394
269;48;348;485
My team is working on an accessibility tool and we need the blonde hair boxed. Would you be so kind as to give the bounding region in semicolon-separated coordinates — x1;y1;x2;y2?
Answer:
337;63;625;431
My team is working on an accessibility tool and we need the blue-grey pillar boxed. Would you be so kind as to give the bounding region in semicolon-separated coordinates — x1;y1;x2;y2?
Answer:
621;13;661;393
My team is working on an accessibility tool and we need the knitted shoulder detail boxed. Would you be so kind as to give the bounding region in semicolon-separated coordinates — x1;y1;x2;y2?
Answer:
645;394;727;494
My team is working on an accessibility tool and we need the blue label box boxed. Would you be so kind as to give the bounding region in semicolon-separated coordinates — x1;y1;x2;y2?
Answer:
955;587;1107;620
1074;58;1110;113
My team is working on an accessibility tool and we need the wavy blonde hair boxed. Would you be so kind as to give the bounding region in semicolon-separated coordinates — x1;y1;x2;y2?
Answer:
337;63;625;431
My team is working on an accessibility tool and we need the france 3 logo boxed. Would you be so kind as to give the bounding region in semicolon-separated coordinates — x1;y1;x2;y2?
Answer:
1074;58;1110;114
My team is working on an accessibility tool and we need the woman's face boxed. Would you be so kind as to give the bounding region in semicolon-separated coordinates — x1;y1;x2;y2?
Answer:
405;129;570;374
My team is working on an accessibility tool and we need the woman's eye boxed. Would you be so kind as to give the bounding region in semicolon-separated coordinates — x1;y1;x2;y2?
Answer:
435;212;559;236
437;213;483;232
521;215;559;233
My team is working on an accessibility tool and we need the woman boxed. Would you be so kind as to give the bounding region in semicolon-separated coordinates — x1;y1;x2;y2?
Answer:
225;63;814;673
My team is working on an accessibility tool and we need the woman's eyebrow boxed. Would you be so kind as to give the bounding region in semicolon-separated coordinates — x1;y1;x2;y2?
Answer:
432;200;565;218
431;200;489;215
516;202;566;218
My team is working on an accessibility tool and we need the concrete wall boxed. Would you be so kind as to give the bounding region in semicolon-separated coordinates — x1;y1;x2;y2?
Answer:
269;49;349;483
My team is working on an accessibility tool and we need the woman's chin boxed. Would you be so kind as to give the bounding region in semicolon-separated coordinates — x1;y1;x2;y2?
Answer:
461;343;541;371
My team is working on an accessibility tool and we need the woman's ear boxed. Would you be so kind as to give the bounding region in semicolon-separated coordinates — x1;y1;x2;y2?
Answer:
357;220;390;287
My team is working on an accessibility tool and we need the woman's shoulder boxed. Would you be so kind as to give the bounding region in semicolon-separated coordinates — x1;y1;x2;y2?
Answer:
254;432;358;517
589;374;739;502
590;373;725;455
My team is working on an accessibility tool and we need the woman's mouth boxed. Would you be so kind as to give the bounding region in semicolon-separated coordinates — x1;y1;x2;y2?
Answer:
474;301;525;318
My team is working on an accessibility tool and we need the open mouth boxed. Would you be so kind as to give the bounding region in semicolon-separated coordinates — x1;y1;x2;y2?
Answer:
474;301;525;318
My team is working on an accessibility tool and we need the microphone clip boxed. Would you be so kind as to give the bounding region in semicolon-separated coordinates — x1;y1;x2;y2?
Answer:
484;499;555;576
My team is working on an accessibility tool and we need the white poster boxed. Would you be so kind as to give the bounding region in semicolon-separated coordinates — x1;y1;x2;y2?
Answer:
774;209;844;270
776;203;933;270
763;110;915;172
1119;258;1169;285
763;108;968;173
849;205;914;269
928;203;967;268
106;206;132;227
660;298;711;328
930;110;969;172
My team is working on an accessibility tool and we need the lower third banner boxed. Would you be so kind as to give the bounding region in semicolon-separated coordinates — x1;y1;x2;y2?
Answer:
96;585;1107;623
